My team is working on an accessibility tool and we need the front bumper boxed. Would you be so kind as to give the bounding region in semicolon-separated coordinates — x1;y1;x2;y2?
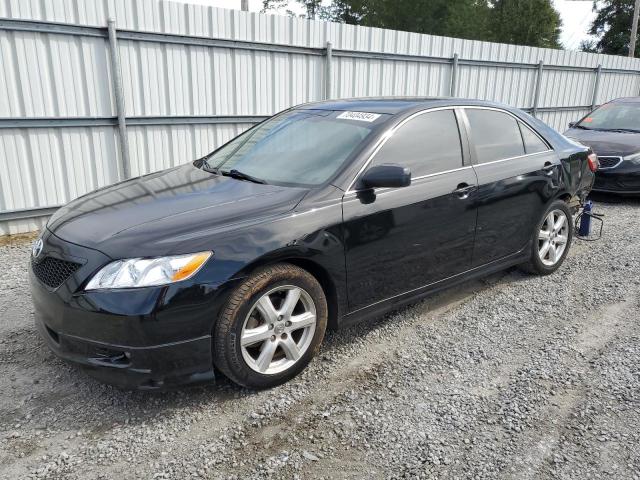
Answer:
33;310;214;389
593;162;640;194
29;230;238;390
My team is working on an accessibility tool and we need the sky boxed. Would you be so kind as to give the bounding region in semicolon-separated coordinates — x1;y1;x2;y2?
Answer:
553;0;597;49
172;0;598;51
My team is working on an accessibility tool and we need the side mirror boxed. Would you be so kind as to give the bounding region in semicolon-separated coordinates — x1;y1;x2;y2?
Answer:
361;164;411;189
568;121;576;128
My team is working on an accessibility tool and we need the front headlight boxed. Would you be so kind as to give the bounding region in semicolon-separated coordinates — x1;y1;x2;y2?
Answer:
85;251;212;290
624;152;640;165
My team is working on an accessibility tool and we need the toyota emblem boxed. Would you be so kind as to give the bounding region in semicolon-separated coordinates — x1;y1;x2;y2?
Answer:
32;238;43;259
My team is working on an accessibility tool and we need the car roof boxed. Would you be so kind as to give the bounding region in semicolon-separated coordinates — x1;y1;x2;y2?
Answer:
298;96;581;161
610;97;640;104
297;97;517;115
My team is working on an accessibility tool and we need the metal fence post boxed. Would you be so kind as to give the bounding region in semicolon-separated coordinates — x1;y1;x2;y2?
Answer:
591;64;602;111
450;53;459;97
532;60;544;118
325;41;333;100
107;18;131;180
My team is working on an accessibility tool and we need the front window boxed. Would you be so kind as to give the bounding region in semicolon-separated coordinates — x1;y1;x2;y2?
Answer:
368;109;463;177
201;109;386;186
576;102;640;132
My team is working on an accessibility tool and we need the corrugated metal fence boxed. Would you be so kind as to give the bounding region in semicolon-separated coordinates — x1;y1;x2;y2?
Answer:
1;0;639;235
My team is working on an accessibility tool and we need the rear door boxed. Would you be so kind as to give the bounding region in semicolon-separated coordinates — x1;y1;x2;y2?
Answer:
342;108;478;312
461;107;559;266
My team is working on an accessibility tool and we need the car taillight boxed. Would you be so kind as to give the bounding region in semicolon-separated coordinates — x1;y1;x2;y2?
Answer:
587;153;599;172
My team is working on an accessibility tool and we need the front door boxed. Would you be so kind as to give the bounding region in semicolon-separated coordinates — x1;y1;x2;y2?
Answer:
342;109;478;312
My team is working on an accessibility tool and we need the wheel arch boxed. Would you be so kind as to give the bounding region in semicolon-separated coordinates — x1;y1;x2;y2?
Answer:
285;258;340;330
233;252;343;331
553;190;580;213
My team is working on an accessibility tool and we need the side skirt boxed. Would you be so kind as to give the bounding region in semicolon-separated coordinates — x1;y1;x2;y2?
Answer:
338;249;529;329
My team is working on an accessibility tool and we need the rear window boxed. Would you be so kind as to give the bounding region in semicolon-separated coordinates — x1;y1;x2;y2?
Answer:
466;109;525;163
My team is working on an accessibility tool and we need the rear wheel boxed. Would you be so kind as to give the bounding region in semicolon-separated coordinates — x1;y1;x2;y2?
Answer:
520;200;573;275
213;263;327;389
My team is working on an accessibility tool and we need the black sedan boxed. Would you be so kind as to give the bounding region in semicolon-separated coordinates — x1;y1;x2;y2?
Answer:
565;96;640;194
30;98;596;390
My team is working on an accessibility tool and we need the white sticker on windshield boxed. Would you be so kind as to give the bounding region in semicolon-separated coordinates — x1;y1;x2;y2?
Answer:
336;111;381;123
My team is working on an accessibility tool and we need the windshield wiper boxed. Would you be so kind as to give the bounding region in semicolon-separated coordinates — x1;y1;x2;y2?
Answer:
201;161;267;184
573;125;592;130
200;158;219;173
596;128;640;134
221;169;267;184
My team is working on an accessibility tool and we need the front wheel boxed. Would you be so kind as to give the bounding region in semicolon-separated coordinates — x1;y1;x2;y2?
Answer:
213;263;327;389
520;200;573;275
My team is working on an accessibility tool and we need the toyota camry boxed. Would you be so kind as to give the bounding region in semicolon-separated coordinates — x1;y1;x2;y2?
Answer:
30;98;596;389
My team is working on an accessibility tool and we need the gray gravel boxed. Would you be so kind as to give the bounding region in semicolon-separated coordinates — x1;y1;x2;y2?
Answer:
1;195;639;480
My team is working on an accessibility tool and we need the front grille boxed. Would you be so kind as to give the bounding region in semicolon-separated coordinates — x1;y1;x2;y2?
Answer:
32;256;81;289
598;156;623;170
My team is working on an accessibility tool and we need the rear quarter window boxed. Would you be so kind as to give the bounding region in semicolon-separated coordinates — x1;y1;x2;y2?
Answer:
519;122;549;154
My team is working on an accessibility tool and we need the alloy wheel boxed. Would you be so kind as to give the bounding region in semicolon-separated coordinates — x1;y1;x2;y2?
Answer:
240;285;317;375
538;209;569;266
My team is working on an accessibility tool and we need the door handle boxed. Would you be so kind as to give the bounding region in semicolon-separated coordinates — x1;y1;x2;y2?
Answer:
452;183;476;199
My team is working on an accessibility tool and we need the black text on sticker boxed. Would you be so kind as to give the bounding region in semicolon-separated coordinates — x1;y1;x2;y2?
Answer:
336;111;381;122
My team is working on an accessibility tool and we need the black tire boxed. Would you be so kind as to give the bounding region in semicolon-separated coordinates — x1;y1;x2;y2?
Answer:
213;263;327;389
520;199;573;275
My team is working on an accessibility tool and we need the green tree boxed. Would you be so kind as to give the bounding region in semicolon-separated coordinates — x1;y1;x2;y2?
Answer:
262;0;563;49
262;0;324;19
324;0;492;41
581;0;637;56
488;0;562;48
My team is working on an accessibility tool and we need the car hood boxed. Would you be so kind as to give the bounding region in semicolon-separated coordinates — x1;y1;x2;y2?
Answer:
564;128;640;157
48;164;308;258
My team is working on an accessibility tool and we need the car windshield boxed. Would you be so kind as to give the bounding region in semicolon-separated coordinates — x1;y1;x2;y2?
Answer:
201;109;385;186
577;102;640;132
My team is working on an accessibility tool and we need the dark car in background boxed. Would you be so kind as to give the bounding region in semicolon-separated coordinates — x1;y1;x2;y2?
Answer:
30;98;596;390
565;97;640;195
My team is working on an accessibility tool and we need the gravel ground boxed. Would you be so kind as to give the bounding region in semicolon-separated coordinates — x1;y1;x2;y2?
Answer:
1;195;639;480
